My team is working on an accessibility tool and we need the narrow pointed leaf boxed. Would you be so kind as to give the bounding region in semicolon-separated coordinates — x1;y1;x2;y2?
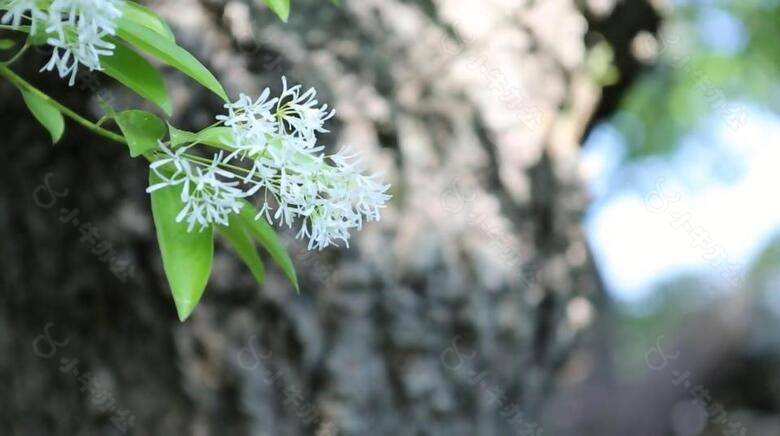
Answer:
168;124;197;147
217;216;266;284
196;126;233;146
20;89;64;143
120;2;176;42
168;125;233;151
168;125;230;150
102;40;173;115
117;21;229;102
150;172;214;321
238;201;299;292
115;110;166;157
260;0;290;22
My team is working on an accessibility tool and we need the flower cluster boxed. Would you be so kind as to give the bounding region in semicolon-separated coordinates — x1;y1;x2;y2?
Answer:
148;78;391;250
1;0;125;85
148;145;246;232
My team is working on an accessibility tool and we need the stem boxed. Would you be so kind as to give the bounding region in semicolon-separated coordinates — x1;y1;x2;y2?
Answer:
184;153;256;179
0;24;28;31
4;42;29;66
0;62;127;145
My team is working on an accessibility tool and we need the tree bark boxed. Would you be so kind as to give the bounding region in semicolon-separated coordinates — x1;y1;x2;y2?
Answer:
0;0;659;434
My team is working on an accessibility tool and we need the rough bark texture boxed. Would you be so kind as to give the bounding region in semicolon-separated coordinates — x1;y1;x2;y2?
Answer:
0;0;658;434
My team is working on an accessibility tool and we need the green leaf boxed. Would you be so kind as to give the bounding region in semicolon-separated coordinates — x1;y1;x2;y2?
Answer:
167;125;230;150
20;90;64;143
102;40;173;115
0;39;15;50
195;126;233;148
150;172;214;321
238;201;299;292
115;110;166;157
217;216;266;284
168;124;197;147
120;1;176;43
167;125;234;151
117;21;229;102
260;0;290;22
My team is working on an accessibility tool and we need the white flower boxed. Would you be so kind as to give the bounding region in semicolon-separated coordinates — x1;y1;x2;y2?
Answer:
212;79;389;249
148;77;391;249
41;0;125;85
147;141;192;190
237;139;389;250
147;143;246;232
275;76;335;146
300;148;391;249
217;89;278;157
1;0;47;34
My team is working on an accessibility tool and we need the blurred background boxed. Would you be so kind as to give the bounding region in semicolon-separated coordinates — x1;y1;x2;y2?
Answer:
1;0;778;435
565;0;780;435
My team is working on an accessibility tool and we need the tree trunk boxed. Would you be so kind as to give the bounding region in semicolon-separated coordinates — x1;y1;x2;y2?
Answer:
0;0;659;434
